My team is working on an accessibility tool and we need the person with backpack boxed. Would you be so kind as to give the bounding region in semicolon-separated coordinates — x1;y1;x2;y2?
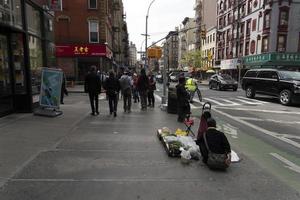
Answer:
119;70;133;113
198;118;231;169
104;71;120;117
137;68;149;110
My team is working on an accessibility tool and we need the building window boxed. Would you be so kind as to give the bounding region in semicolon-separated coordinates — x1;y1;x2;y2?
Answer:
213;33;215;41
245;41;250;55
264;12;271;29
88;20;99;43
279;9;289;26
248;0;252;14
246;20;251;36
239;42;244;55
88;0;97;9
277;35;287;52
262;36;269;52
252;19;257;31
240;23;245;37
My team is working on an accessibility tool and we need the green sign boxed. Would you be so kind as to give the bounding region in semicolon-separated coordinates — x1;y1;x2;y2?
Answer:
243;53;300;66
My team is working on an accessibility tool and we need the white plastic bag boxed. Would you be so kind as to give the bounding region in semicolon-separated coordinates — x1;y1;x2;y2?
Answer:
180;148;192;164
188;145;201;160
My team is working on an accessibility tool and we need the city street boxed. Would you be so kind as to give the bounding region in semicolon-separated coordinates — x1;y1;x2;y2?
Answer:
0;90;299;199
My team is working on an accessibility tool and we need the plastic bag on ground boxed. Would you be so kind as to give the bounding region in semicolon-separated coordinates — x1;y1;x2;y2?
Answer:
180;148;192;164
231;150;240;163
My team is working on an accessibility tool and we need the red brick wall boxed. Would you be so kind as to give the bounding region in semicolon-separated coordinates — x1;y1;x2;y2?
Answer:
54;0;108;44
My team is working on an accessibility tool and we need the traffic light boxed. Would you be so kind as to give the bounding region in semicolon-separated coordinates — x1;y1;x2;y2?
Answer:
147;47;162;59
200;29;206;39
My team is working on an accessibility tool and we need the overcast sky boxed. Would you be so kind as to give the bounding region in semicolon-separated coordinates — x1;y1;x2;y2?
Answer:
123;0;195;56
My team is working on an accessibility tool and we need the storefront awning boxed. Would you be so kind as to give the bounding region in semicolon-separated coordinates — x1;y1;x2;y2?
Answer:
243;53;300;66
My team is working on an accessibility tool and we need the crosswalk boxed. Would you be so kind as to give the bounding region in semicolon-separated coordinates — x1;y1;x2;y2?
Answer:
192;96;267;107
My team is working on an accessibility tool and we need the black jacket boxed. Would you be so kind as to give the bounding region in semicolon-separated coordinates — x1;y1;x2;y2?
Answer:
176;83;190;106
137;75;149;91
203;128;231;154
84;72;101;94
104;77;120;96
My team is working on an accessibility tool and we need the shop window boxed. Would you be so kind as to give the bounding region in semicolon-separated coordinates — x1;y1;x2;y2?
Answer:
0;0;22;28
262;36;269;52
28;35;43;95
88;0;97;9
277;35;287;52
11;34;26;94
279;9;289;26
88;20;99;43
26;4;41;37
263;12;271;29
0;35;12;96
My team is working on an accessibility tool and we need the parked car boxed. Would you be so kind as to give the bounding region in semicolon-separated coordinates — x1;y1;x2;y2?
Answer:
169;71;190;82
209;74;238;91
241;69;300;105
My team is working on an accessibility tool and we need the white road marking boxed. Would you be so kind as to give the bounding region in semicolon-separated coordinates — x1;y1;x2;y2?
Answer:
212;108;300;149
238;117;300;125
221;99;241;106
203;98;228;106
218;123;238;139
237;96;267;104
216;107;300;115
270;153;300;174
235;97;264;105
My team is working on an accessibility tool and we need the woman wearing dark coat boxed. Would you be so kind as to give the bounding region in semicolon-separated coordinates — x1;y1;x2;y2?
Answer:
137;69;149;110
104;71;120;117
176;76;190;122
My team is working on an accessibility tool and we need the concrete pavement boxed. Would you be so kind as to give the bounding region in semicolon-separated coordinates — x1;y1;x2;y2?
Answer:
0;93;299;199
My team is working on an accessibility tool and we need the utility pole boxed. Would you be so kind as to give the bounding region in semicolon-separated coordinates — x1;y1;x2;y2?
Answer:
145;0;156;71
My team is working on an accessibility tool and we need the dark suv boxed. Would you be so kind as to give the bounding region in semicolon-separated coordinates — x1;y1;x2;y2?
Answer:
241;69;300;105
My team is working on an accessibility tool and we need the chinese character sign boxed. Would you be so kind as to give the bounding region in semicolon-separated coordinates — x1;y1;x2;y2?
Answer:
39;68;63;109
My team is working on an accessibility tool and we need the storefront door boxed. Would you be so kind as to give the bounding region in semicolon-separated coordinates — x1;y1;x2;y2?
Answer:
0;34;13;116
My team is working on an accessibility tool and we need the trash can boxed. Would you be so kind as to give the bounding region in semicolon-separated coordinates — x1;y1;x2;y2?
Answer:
167;87;178;114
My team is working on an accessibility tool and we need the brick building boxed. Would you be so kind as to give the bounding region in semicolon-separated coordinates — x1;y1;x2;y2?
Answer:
54;0;129;82
163;30;179;71
216;0;300;79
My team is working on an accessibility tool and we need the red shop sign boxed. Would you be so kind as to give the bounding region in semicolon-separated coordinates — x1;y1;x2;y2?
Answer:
56;44;113;58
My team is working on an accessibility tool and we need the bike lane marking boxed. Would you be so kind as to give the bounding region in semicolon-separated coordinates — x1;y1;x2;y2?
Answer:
212;108;300;149
270;153;300;174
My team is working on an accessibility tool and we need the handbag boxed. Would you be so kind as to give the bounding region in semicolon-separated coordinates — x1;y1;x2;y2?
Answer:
203;133;229;170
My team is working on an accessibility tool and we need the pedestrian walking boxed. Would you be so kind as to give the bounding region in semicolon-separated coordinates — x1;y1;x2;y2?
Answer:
176;76;190;122
119;70;132;113
137;68;149;110
132;73;140;103
104;71;120;117
60;71;68;104
84;66;101;115
147;72;156;107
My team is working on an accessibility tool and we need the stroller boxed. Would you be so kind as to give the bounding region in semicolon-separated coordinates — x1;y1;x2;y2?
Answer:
184;102;211;138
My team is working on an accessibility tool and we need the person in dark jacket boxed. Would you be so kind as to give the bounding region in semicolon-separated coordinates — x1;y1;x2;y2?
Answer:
147;72;156;107
84;66;101;115
198;118;231;165
137;68;149;110
104;71;120;117
176;76;190;122
60;71;68;104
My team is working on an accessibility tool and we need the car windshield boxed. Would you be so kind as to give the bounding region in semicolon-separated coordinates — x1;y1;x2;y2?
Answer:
279;71;300;80
219;74;233;80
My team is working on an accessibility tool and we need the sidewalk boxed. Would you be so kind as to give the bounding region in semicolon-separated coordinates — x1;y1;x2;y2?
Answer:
0;93;298;199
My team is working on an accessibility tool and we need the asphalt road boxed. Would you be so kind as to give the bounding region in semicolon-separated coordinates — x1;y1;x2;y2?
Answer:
156;83;300;192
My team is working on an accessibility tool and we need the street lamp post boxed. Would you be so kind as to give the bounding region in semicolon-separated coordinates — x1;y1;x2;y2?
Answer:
145;0;156;70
